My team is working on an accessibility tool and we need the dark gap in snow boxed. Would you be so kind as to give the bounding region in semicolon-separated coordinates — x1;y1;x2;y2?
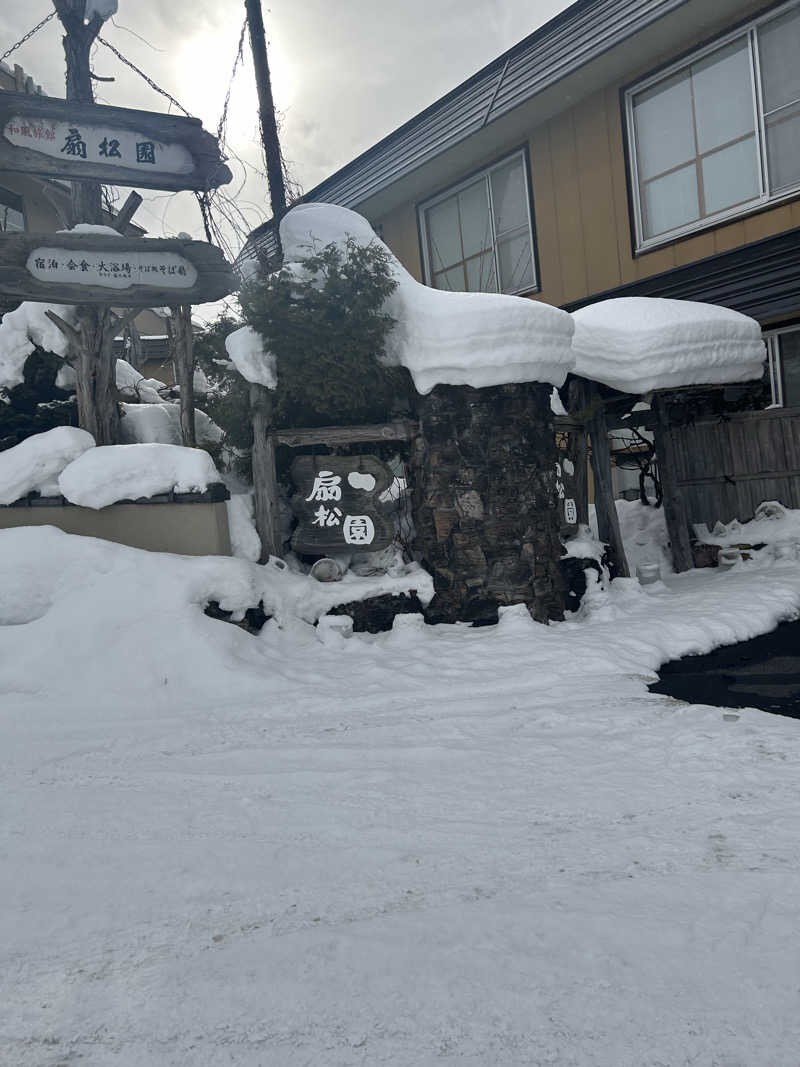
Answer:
204;600;270;634
649;618;800;718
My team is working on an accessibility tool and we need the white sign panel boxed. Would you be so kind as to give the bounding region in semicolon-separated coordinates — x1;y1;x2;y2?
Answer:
5;117;194;176
26;247;198;291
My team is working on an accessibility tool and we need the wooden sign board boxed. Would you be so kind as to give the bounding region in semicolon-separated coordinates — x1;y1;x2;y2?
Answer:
290;455;396;556
0;232;236;306
0;92;232;192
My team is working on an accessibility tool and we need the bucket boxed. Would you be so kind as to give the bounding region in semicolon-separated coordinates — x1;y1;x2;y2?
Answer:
636;563;661;585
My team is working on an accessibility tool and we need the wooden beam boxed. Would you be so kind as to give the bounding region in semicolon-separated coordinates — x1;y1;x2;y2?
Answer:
112;191;143;234
274;419;419;449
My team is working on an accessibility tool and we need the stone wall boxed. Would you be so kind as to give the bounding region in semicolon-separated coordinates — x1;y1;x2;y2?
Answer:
412;381;566;624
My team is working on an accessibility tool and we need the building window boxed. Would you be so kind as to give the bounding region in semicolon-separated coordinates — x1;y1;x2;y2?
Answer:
0;187;25;232
418;150;537;295
766;327;800;407
626;0;800;250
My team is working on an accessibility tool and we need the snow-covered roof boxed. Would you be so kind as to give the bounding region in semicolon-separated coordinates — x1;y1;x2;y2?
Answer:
570;297;766;395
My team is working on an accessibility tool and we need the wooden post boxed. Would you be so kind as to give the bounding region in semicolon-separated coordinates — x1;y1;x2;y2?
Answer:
168;305;196;447
565;379;590;526
653;393;694;572
53;0;104;227
123;318;143;370
53;0;119;444
586;386;630;579
249;384;281;561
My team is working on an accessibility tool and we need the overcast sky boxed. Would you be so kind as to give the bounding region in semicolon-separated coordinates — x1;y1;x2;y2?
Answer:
2;1;569;259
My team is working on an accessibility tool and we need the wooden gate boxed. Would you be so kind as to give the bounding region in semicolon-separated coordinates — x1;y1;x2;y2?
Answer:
663;406;800;527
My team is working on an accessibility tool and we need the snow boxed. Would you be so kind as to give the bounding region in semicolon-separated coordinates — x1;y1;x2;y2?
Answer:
280;203;576;394
120;401;223;447
613;498;674;578
116;358;166;403
0;301;73;391
694;500;800;554
225;325;277;388
2;527;800;1064
562;523;604;562
0;426;95;504
58;443;220;508
226;491;261;561
55;363;77;390
64;222;121;236
571;297;766;394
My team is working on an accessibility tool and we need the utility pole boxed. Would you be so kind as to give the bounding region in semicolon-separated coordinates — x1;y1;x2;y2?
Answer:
244;0;287;236
245;0;284;561
51;0;121;444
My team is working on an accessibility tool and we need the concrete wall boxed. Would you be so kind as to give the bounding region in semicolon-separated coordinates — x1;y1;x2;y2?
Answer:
0;499;232;556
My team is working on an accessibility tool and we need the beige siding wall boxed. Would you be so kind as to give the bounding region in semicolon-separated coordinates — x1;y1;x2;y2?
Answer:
528;82;800;308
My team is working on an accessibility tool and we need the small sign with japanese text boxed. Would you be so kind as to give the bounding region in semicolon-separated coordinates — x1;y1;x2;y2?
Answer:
0;91;232;192
290;455;396;555
5;118;193;176
27;246;196;292
0;232;235;306
556;457;580;533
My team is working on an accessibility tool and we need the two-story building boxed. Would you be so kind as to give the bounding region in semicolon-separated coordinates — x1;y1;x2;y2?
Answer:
241;0;800;528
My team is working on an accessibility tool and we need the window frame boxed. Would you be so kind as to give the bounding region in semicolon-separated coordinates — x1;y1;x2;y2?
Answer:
625;0;800;254
0;185;26;233
416;147;540;296
763;323;800;408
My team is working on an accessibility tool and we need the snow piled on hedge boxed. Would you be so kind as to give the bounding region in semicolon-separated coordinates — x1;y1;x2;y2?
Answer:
0;426;95;504
225;326;277;388
120;401;223;447
280;203;576;394
58;443;220;508
0;302;73;391
571;297;766;394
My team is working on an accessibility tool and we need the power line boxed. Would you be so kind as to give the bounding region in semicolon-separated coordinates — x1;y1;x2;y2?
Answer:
95;34;193;117
0;10;56;67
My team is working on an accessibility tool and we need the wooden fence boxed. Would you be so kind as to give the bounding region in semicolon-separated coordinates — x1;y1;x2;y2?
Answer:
663;406;800;527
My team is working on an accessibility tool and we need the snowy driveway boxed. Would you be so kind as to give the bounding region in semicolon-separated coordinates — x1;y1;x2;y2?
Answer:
2;529;800;1066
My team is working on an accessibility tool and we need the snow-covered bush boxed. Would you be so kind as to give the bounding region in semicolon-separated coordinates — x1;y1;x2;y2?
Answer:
239;238;410;428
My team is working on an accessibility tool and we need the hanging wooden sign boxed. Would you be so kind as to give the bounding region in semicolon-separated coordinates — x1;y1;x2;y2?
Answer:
0;232;236;306
290;455;396;555
0;92;232;192
555;456;579;534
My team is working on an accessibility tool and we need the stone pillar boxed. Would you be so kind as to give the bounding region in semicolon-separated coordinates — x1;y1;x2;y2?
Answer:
412;381;566;625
